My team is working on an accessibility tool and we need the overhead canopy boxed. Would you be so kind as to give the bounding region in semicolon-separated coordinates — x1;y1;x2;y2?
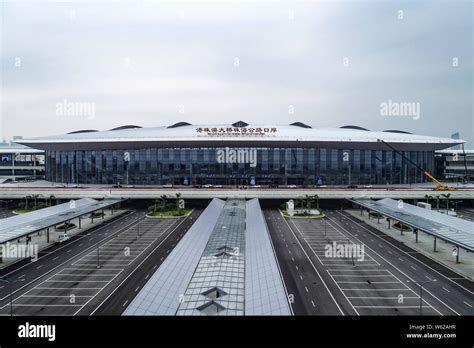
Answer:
350;198;474;252
0;198;123;244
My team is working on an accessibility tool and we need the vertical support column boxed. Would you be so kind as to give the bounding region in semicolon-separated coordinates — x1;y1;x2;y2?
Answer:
433;237;437;252
456;246;460;264
360;206;363;216
387;219;391;229
368;210;370;220
47;228;49;243
414;229;418;243
78;216;82;229
102;209;105;219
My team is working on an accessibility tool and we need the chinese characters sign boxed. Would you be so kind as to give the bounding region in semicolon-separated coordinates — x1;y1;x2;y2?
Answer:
196;127;277;137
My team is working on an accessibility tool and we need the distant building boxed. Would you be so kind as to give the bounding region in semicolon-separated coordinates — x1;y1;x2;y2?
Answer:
0;143;45;182
450;132;461;150
435;149;474;182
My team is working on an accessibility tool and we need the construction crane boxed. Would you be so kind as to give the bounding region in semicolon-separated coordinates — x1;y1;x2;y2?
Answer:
377;139;456;191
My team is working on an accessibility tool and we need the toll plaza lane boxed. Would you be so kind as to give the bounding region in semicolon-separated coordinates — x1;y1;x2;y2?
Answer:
264;209;345;315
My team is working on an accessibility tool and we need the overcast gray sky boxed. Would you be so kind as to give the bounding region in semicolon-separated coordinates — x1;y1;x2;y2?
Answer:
0;0;472;146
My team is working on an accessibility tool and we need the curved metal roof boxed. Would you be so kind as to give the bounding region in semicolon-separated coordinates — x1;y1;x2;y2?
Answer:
67;129;99;134
168;122;192;128
340;125;370;131
232;121;248;127
384;129;412;134
110;125;142;131
290;122;312;129
19;123;464;151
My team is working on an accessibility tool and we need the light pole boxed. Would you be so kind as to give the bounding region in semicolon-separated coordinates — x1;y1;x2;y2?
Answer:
0;277;25;316
453;200;463;215
442;194;451;214
409;279;437;315
96;242;100;269
323;217;327;237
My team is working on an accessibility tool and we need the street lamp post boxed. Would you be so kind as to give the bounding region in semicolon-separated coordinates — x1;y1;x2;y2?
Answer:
410;279;437;315
96;243;100;269
324;217;327;237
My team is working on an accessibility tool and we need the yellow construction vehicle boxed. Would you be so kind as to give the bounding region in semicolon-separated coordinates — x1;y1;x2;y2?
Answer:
377;139;456;191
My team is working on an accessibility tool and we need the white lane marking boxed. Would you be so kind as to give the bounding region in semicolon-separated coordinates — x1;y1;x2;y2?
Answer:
90;214;191;315
464;301;472;308
355;305;431;309
311;300;316;307
305;286;309;293
326;216;446;316
123;299;129;307
442;287;450;293
337;211;473;296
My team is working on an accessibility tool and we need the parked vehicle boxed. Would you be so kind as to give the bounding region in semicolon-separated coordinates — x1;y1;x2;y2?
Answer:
57;233;71;243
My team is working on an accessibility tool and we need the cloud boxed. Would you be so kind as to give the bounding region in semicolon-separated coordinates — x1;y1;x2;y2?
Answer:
0;0;472;146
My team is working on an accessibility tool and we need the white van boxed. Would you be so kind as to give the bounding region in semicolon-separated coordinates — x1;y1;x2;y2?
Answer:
57;233;71;243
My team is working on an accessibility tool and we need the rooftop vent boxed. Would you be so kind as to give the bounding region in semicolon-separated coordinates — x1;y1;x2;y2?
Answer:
383;129;412;134
196;301;226;315
67;130;99;134
232;121;248;127
109;125;142;131
290;122;312;129
202;287;228;299
168;122;192;128
340;125;370;131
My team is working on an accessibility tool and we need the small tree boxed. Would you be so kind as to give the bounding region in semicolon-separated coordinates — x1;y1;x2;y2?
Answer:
176;193;182;211
153;198;160;214
32;194;40;210
160;195;167;212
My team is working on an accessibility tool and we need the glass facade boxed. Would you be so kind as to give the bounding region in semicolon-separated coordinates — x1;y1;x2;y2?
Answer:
0;151;45;179
45;147;434;185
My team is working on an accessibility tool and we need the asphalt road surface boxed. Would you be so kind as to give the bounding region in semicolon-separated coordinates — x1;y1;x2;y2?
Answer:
264;209;344;315
0;208;202;316
265;209;473;316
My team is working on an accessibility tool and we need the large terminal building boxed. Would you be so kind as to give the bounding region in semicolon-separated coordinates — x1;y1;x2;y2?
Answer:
19;121;463;187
